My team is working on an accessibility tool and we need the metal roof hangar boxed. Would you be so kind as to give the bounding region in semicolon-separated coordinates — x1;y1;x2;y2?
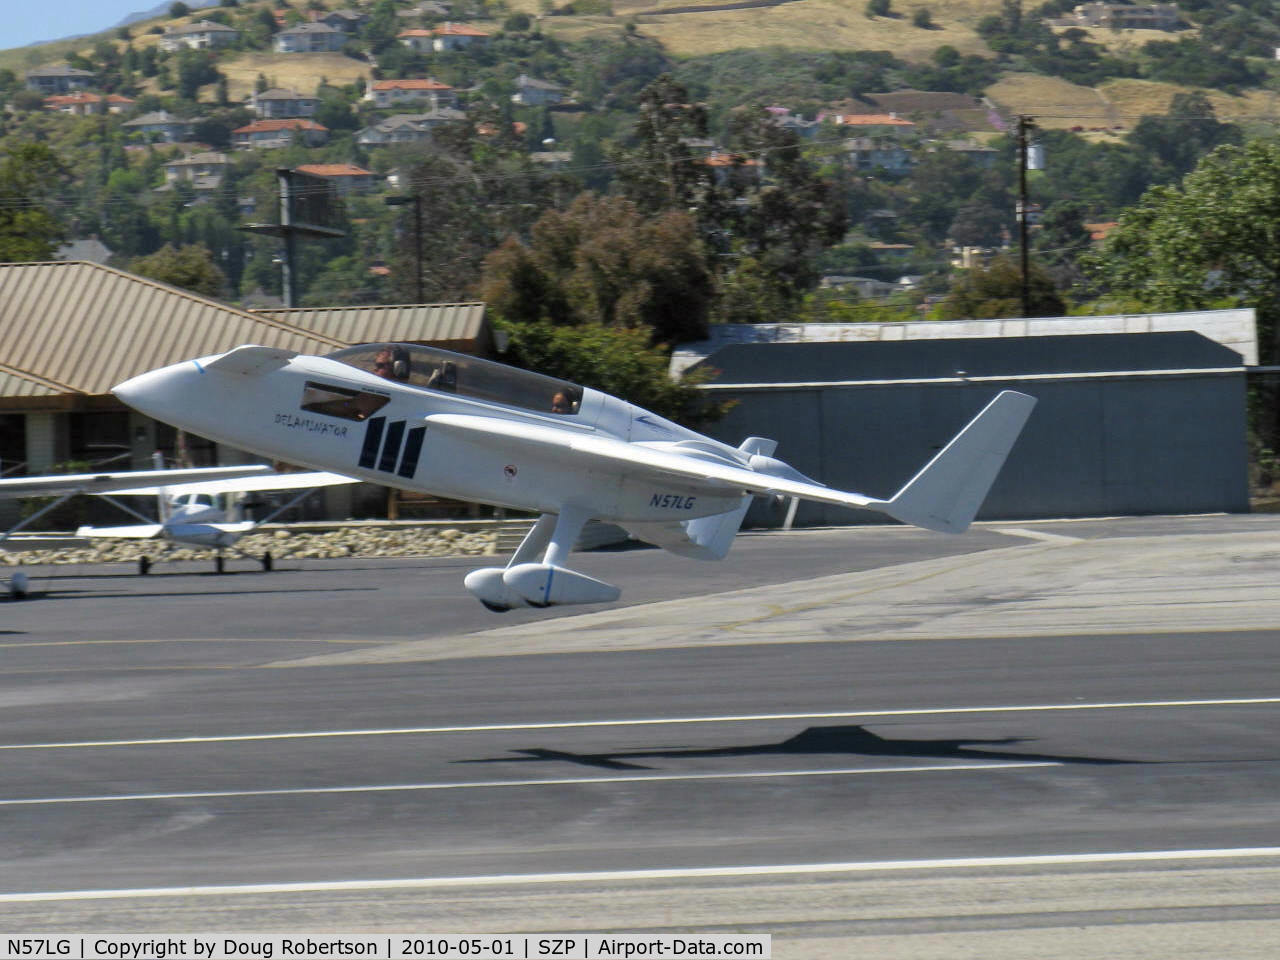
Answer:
691;322;1253;525
0;261;489;477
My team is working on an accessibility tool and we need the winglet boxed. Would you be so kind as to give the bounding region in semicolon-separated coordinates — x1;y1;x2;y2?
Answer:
205;345;297;377
881;391;1036;533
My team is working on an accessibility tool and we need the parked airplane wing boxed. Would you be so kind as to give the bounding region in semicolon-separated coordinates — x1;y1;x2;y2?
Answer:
100;471;358;497
74;523;164;539
0;465;275;499
427;389;1036;534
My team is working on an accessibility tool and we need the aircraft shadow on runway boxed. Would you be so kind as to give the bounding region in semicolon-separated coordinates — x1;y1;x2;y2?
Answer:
455;725;1135;771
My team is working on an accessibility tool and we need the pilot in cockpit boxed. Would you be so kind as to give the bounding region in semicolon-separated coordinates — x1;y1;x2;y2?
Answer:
426;360;457;391
551;391;572;414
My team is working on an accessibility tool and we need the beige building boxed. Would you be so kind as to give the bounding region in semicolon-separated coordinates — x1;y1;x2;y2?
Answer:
0;261;490;483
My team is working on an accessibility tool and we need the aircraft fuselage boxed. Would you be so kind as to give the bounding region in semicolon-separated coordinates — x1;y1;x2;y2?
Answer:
114;348;746;523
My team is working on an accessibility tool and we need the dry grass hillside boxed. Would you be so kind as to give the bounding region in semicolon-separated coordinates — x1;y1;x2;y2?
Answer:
214;51;371;102
4;0;1275;129
508;0;1000;59
987;73;1280;137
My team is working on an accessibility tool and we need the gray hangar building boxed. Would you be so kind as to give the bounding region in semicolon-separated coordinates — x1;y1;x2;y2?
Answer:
691;331;1250;526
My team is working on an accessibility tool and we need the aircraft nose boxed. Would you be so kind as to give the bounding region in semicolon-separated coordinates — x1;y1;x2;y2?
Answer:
112;360;203;419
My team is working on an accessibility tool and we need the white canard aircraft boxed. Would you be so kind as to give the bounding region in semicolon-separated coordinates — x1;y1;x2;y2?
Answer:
112;342;1036;611
74;467;356;574
0;462;275;597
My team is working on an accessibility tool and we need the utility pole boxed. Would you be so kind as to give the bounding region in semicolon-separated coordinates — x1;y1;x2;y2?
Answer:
241;168;346;307
385;193;424;303
1016;115;1035;318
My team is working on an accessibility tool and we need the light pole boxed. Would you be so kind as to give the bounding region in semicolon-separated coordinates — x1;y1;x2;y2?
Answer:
385;193;423;303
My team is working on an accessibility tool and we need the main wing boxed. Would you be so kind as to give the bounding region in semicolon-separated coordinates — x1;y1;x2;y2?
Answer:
0;465;276;499
427;412;876;507
426;390;1036;534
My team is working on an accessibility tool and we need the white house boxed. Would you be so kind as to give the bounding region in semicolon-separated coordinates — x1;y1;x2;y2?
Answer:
430;22;490;51
247;88;318;119
274;22;347;53
511;75;564;107
364;77;456;109
163;152;231;193
24;64;95;94
158;20;239;51
122;110;195;143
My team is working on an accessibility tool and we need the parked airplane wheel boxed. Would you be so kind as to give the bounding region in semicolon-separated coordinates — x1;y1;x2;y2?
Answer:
261;551;273;572
215;555;225;574
138;556;151;576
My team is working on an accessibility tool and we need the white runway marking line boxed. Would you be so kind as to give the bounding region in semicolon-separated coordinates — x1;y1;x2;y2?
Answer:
991;526;1084;543
1;697;1276;751
0;762;1057;808
4;847;1280;903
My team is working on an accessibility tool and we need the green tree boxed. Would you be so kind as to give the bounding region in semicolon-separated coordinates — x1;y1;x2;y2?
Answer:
1128;91;1241;185
479;193;713;345
866;0;891;16
718;106;848;309
939;256;1064;320
131;244;227;298
1095;137;1280;445
614;74;713;216
0;143;68;261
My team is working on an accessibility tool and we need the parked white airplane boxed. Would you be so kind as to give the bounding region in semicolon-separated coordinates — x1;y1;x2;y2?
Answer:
112;342;1036;611
0;463;276;598
75;468;356;574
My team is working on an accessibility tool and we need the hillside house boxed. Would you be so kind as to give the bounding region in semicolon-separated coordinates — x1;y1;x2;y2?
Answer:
24;64;95;94
248;88;318;119
42;92;135;115
122;110;195;143
274;22;347;52
356;109;465;144
511;75;564;107
1071;3;1179;29
824;113;916;137
432;22;490;50
397;1;452;18
318;9;368;32
843;137;913;174
397;23;489;52
158;20;239;51
702;152;762;188
163;152;230;193
364;78;456;109
232;118;329;149
295;163;377;195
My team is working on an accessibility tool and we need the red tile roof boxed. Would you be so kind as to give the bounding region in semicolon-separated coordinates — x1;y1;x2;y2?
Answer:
433;22;489;36
233;118;328;133
296;163;375;177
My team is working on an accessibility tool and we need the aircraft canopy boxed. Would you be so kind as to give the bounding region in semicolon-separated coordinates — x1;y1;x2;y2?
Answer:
325;343;583;416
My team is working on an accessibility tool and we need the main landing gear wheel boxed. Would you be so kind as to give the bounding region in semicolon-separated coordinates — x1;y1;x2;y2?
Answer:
215;555;225;574
261;551;273;572
138;556;151;575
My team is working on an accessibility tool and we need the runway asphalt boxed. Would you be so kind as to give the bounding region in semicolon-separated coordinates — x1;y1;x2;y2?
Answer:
2;514;1279;958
